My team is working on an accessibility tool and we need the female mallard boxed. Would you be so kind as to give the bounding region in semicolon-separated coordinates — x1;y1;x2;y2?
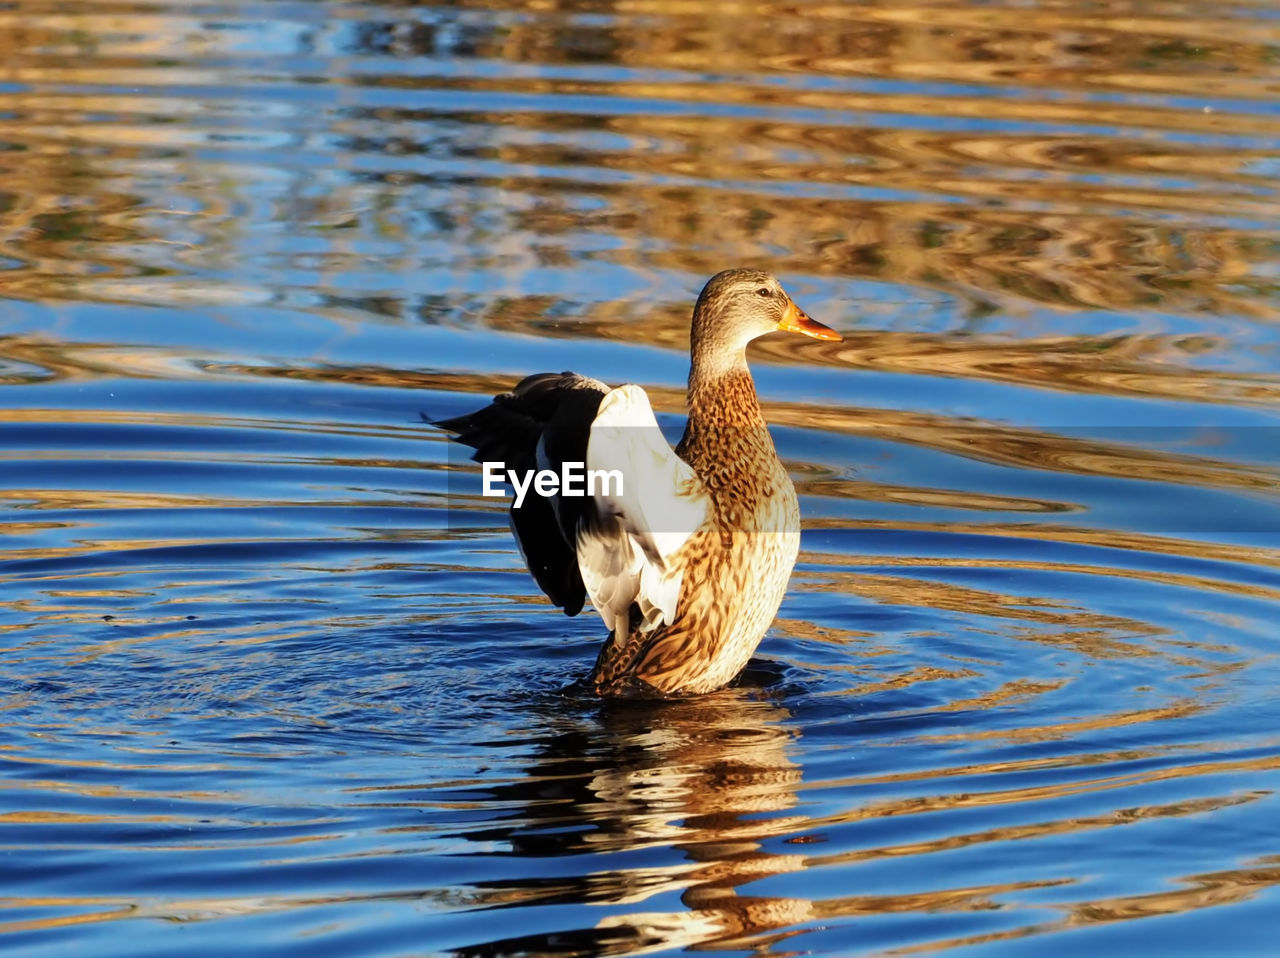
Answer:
435;268;840;696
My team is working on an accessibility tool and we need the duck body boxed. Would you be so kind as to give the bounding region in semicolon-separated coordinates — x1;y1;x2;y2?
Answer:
435;269;839;696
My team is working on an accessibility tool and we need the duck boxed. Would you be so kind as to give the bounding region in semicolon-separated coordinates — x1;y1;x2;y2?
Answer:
433;268;841;696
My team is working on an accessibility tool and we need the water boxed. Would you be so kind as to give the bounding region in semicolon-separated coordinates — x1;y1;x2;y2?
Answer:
3;1;1280;954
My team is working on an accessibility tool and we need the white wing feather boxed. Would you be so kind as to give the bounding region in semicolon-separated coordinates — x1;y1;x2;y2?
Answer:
578;385;708;635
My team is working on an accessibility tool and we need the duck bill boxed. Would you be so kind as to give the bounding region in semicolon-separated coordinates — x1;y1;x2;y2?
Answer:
777;298;842;341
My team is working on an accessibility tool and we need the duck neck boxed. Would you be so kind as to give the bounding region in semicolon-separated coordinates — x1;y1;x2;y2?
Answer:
682;349;773;471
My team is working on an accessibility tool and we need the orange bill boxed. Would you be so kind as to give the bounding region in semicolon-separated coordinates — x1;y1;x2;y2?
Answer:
777;298;842;341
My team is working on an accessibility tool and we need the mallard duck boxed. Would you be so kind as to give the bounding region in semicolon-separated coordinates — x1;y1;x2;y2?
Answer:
434;268;840;696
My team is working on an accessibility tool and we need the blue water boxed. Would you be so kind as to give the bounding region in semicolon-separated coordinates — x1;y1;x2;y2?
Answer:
3;1;1280;955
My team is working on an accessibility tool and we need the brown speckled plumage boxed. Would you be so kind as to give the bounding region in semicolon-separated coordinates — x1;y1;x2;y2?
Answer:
435;268;840;696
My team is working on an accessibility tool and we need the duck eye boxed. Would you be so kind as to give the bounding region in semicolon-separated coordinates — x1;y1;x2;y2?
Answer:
756;287;772;298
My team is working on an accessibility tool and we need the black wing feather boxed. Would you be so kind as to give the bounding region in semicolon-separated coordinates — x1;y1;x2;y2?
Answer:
430;372;608;616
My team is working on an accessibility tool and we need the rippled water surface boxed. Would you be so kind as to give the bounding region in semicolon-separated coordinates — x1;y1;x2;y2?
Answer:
5;1;1280;954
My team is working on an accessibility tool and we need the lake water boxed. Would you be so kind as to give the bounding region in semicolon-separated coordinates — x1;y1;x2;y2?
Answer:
4;1;1280;955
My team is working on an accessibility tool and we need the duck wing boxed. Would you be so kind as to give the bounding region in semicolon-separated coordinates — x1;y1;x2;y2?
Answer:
578;384;709;635
433;376;709;633
432;371;607;615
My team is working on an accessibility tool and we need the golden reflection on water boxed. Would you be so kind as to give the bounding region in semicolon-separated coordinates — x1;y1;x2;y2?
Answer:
5;343;1277;589
177;359;1280;498
335;690;1280;955
1;0;1278;330
470;306;1280;408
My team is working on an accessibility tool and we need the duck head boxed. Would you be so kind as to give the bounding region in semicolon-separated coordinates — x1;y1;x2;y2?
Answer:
691;268;841;366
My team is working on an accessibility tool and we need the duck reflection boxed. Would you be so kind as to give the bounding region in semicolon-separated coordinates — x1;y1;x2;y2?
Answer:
450;671;817;956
